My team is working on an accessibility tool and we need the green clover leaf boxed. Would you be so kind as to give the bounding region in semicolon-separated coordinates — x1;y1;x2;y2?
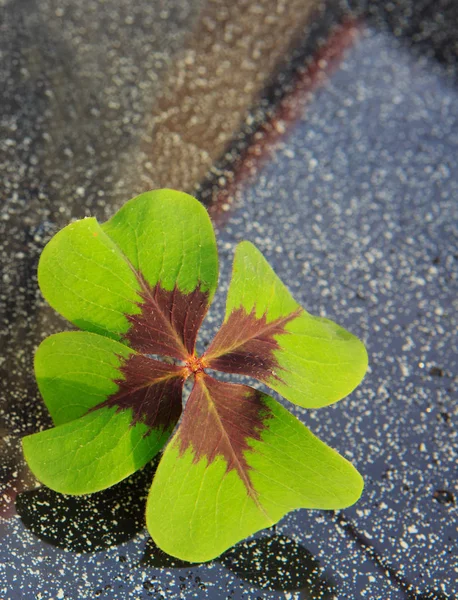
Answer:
22;189;368;562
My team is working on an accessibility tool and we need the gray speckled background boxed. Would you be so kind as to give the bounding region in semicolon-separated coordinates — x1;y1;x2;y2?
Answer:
1;1;457;599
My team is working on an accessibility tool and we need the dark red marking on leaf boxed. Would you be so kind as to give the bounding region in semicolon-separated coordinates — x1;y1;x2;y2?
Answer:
176;374;272;497
92;354;185;435
203;307;302;382
124;276;210;361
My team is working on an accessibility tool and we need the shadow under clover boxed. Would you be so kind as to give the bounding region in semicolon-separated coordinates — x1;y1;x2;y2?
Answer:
16;466;334;597
141;534;336;597
15;460;158;553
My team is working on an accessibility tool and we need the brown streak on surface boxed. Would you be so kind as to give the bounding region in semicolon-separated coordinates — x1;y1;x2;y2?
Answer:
206;19;362;225
177;375;272;504
138;0;320;192
92;354;185;435
204;307;302;381
124;276;210;361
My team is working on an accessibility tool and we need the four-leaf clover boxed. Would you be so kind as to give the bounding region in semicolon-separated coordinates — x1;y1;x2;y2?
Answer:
23;189;368;562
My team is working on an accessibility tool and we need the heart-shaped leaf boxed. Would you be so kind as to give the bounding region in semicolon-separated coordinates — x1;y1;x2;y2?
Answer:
38;189;219;359
25;331;184;494
204;241;368;408
146;375;363;562
23;407;164;495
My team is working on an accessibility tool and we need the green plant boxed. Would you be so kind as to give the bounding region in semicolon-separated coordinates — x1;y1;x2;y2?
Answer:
22;189;368;562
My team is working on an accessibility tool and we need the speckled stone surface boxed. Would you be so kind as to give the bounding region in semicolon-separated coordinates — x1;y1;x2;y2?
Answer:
1;1;457;599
